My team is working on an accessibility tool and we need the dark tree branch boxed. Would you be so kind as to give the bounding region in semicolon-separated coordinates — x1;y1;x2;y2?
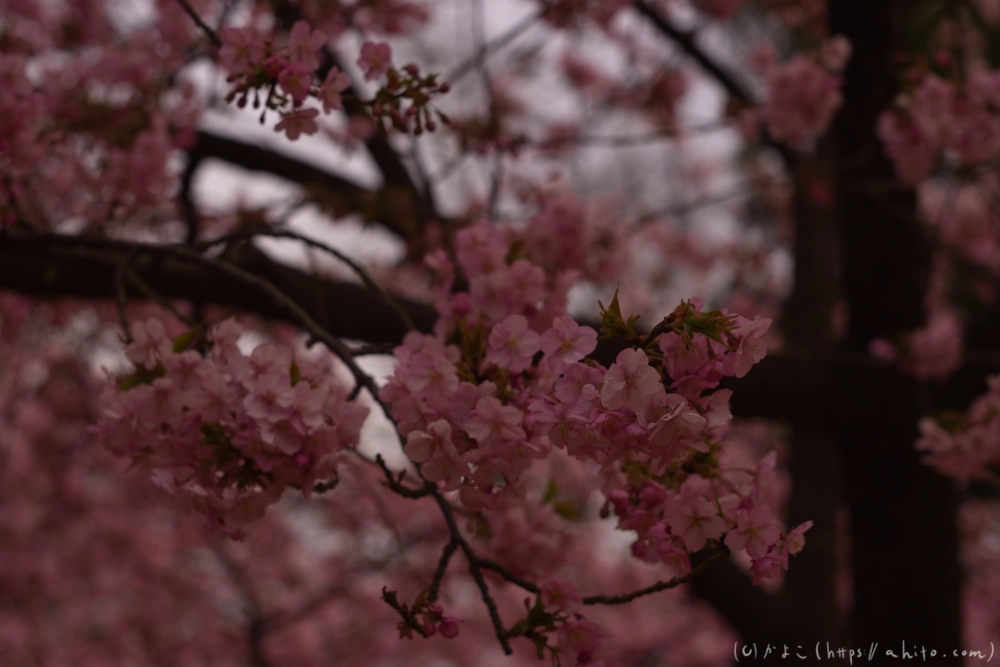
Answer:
582;549;728;606
4;229;997;425
173;0;223;47
632;0;754;105
426;540;459;604
632;0;798;167
199;227;416;332
188;130;441;242
0;230;436;343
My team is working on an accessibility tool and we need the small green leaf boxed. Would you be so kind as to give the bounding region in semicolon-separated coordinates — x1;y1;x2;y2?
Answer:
117;360;166;390
508;619;529;637
553;500;585;523
542;478;558;504
171;327;199;354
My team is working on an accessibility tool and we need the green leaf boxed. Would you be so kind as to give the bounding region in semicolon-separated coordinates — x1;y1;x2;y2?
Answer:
542;478;558;505
117;360;166;391
553;500;585;523
508;619;529;637
289;355;301;386
171;327;199;354
930;410;969;434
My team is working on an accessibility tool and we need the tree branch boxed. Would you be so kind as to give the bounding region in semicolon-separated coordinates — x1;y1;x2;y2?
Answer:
632;0;753;105
188;130;441;242
582;549;728;606
632;0;798;166
0;230;436;343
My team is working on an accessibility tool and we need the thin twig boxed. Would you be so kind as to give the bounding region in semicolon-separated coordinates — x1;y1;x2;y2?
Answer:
427;540;459;603
430;491;513;654
373;454;436;498
633;0;752;105
445;5;549;84
200;228;416;332
173;0;224;46
158;243;389;418
472;558;540;594
632;0;798;167
261;531;436;634
582;548;728;605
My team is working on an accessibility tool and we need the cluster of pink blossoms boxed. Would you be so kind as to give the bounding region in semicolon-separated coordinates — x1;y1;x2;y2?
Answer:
878;67;1000;183
219;21;350;140
916;375;1000;484
376;221;811;660
219;21;448;140
747;36;851;152
919;177;1000;278
608;455;812;585
384;221;810;583
868;308;964;380
95;319;368;539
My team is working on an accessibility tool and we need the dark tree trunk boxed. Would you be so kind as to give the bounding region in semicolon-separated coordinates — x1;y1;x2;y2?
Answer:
829;1;962;664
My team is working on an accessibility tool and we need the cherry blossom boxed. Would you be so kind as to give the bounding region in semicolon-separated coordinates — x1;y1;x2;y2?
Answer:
319;67;351;112
275;108;320;140
278;61;314;106
539;315;598;366
599;348;664;413
287;20;328;70
218;27;265;72
358;41;392;81
485;314;541;372
725;505;782;558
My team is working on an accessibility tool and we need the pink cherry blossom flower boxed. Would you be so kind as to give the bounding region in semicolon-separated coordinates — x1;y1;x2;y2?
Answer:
657;538;692;575
465;396;525;447
275;108;320;140
218;27;265;72
404;419;452;463
125;319;171;369
877;110;938;184
664;496;726;552
731;315;771;378
599;348;663;414
782;520;813;556
540;316;598;366
725;504;781;558
557;618;607;666
357;41;392;81
318;67;351;113
243;371;295;423
405;345;459;396
541;577;584;615
751;553;787;585
821;36;852;71
485;314;541;373
762;55;843;151
696;388;733;429
287;20;328;70
278;61;313;106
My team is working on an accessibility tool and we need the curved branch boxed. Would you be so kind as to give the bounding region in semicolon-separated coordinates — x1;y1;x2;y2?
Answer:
582;549;728;606
632;0;753;105
188;130;441;241
0;230;436;343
